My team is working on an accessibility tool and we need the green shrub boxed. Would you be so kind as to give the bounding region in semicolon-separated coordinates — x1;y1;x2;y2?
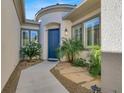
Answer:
89;45;101;77
56;48;64;61
56;38;83;63
21;42;42;61
73;58;87;67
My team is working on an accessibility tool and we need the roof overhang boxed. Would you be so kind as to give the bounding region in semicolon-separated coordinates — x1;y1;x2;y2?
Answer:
25;19;40;25
13;0;25;24
63;0;101;22
35;4;75;21
13;0;40;27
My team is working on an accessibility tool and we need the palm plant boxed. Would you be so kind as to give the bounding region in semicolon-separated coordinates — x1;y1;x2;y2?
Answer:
57;38;83;63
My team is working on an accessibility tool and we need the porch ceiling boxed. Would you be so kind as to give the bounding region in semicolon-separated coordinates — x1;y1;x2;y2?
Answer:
63;0;101;22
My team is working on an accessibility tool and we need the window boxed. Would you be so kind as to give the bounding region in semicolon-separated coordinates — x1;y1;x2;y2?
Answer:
31;31;38;42
72;24;82;41
21;29;39;47
22;30;29;46
84;17;100;48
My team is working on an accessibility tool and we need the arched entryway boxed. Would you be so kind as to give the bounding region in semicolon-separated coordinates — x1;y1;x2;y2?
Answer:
45;23;60;61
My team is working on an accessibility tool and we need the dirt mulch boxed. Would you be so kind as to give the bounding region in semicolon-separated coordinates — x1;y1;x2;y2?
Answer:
1;60;41;93
51;62;101;93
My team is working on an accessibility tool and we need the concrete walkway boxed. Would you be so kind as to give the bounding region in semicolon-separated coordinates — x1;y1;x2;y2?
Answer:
16;61;69;93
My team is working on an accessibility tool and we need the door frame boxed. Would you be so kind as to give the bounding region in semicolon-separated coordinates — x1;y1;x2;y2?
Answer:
47;28;60;61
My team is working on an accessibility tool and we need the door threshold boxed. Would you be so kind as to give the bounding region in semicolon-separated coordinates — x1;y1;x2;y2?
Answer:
48;58;58;62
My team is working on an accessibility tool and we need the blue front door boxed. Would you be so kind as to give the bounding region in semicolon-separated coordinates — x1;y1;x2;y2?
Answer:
48;28;60;60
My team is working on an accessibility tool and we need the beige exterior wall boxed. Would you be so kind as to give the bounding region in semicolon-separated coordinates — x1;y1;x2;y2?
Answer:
1;0;20;89
61;20;72;40
102;53;122;93
101;0;122;53
101;0;122;92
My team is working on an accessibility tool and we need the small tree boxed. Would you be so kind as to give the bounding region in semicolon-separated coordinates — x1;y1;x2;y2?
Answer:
57;38;83;63
21;42;42;61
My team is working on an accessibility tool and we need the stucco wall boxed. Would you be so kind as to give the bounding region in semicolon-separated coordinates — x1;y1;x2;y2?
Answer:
101;0;122;92
101;0;122;53
61;20;72;40
102;53;122;93
1;0;20;89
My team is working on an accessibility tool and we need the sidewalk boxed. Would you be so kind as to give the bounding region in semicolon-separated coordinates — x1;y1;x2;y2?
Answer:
16;61;69;93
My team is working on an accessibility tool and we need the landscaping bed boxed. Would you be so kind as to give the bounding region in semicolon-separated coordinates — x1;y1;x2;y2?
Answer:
51;62;101;93
2;60;41;93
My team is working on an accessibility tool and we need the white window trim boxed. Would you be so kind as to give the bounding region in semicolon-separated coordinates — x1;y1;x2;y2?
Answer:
72;24;82;41
21;29;39;47
84;17;100;48
21;30;30;47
